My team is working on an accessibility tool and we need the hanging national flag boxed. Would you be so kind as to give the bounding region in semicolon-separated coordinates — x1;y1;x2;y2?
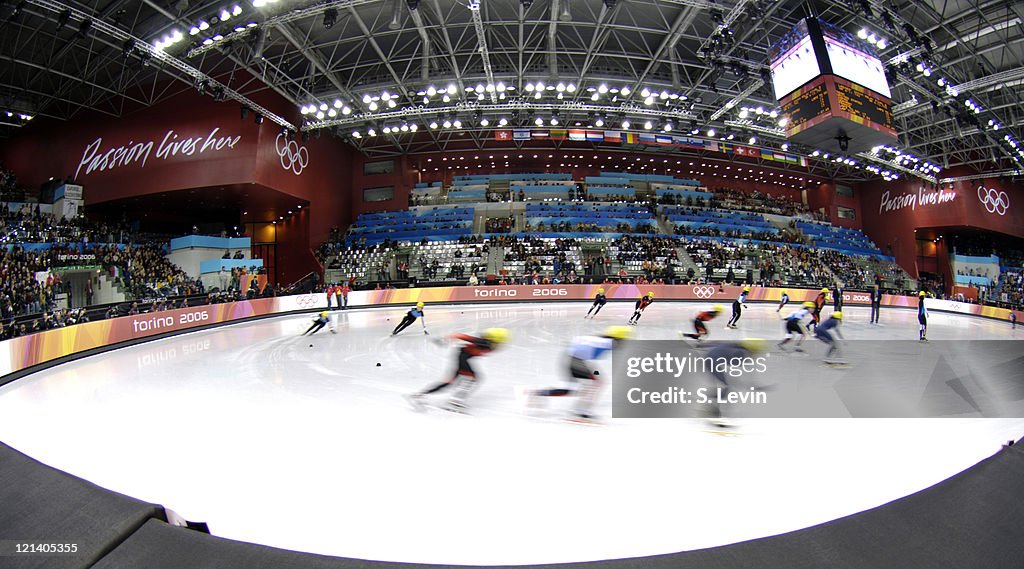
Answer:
586;130;604;142
604;130;622;143
531;130;549;139
655;134;673;145
623;132;639;144
672;136;705;149
568;129;587;141
494;130;513;141
550;129;568;141
513;129;531;140
638;132;657;144
734;146;761;159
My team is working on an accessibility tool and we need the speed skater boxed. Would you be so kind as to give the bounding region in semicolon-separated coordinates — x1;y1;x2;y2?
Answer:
392;302;427;336
777;289;790;312
584;288;608;319
525;326;633;420
682;305;724;340
726;285;751;328
406;328;510;412
777;302;814;351
814;311;844;361
302;311;336;335
627;292;654;325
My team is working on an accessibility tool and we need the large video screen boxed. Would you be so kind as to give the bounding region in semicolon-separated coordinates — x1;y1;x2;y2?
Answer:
769;20;821;100
819;20;891;99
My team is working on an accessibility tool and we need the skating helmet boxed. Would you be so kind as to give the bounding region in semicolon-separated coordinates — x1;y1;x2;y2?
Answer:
803;301;817;308
604;326;634;340
918;290;927;296
713;305;725;312
320;311;329;318
416;301;425;308
780;289;787;295
821;288;829;293
743;285;751;292
832;312;843;320
597;288;605;294
738;338;767;354
482;328;510;344
647;292;655;298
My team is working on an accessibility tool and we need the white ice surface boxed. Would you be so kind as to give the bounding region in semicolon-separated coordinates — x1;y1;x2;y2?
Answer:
0;302;1020;565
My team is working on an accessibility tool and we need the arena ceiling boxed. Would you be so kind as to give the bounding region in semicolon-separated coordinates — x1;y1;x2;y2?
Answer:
1;0;1022;183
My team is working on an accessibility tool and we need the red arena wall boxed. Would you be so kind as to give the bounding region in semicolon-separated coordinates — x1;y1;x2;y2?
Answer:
858;177;1024;276
0;89;357;282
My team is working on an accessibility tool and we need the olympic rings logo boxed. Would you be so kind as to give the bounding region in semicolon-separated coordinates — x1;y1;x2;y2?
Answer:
692;285;715;299
977;186;1009;215
295;294;318;308
276;132;309;175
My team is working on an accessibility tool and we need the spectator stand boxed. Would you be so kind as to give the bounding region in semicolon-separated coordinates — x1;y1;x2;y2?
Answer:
524;202;655;234
409;239;489;284
345;206;475;246
491;235;586;284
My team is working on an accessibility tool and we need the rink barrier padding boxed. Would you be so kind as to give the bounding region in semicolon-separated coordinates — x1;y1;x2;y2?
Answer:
86;439;1024;568
0;441;165;569
1;284;1020;382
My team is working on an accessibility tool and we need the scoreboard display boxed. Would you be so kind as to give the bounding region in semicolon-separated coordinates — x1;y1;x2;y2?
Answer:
780;76;831;135
779;75;897;149
832;77;895;134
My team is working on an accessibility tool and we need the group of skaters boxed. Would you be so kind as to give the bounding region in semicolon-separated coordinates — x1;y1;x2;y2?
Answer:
302;282;939;424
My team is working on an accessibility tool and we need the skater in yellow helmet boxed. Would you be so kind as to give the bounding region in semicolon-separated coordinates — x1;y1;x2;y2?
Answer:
407;328;510;413
524;326;633;422
727;286;751;328
392;301;428;336
302;311;335;335
627;292;655;325
585;287;608;319
814;312;845;363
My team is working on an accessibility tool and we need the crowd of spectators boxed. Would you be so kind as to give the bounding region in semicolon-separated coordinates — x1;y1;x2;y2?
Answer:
0;245;72;318
1;203;134;245
94;244;203;299
918;274;945;298
499;236;579;276
525;220;654;234
610;235;683;283
485;216;514;233
672;223;803;244
415;242;487;281
1;307;90;339
710;187;818;218
682;239;897;290
993;269;1022;308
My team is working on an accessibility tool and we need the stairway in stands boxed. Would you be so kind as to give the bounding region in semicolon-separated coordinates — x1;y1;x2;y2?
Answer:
486;246;506;276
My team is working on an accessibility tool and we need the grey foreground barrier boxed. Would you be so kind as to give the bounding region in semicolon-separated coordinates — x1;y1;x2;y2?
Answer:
0;442;164;569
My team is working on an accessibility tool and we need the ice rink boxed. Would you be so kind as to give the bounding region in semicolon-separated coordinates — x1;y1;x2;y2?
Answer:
0;300;1021;565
